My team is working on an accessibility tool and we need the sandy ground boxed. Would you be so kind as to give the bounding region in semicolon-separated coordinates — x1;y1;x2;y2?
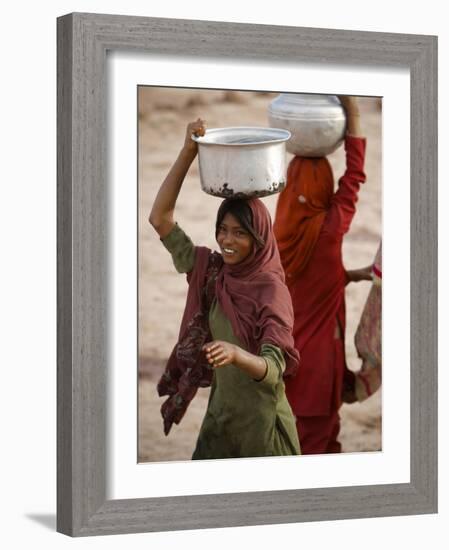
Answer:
138;88;382;462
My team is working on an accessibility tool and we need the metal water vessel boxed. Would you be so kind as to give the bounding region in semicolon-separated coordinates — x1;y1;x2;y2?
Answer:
192;126;291;198
268;94;346;157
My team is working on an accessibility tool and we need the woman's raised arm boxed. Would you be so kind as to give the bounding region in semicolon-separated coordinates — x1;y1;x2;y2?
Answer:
337;95;363;137
326;97;366;235
149;118;205;238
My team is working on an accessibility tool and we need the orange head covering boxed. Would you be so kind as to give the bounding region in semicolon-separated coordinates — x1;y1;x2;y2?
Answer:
273;156;334;282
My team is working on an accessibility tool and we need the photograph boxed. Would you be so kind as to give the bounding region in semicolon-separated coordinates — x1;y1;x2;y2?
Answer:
54;11;437;536
1;0;442;545
137;87;382;462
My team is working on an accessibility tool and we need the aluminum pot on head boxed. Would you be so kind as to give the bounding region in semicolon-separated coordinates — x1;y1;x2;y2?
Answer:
191;127;291;199
268;94;346;157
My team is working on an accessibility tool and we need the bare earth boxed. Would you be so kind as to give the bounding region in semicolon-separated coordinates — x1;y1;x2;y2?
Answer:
138;88;382;462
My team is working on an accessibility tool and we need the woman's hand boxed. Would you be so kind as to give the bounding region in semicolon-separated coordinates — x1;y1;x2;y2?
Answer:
345;264;373;284
337;95;360;116
183;118;206;155
202;340;237;368
337;95;362;137
341;369;358;404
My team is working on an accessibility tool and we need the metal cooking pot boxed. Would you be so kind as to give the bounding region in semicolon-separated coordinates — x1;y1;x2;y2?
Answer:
192;127;291;198
268;94;346;157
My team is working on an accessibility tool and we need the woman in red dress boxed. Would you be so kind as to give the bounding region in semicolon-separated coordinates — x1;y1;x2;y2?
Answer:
273;96;371;454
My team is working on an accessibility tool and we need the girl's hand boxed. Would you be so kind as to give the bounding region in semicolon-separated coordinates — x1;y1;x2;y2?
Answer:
183;118;206;154
202;340;237;368
203;341;268;380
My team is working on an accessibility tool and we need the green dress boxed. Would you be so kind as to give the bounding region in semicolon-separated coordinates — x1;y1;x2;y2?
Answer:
162;224;301;459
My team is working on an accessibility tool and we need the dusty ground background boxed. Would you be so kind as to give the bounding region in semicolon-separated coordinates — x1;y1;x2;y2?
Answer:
138;88;382;462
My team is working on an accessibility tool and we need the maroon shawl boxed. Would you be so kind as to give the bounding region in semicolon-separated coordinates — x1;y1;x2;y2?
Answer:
157;198;299;435
215;198;299;376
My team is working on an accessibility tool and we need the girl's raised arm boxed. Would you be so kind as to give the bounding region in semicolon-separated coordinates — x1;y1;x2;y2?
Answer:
149;118;205;238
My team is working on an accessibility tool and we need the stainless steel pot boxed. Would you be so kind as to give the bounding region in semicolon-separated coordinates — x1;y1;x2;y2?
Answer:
192;127;291;198
268;94;346;157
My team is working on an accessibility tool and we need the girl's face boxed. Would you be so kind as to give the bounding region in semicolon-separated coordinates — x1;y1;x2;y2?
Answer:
216;212;254;265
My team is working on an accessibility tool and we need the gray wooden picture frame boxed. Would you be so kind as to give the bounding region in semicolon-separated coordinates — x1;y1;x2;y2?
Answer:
57;12;438;537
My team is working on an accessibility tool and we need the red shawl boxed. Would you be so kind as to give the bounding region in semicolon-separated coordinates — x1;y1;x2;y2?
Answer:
273;157;334;281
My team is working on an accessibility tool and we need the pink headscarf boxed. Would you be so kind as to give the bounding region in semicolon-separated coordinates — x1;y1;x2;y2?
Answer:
215;198;299;376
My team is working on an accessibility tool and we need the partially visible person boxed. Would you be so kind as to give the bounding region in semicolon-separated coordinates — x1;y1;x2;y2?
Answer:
273;96;369;455
343;242;382;403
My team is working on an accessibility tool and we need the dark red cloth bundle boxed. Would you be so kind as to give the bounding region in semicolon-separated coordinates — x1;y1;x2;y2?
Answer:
157;249;222;435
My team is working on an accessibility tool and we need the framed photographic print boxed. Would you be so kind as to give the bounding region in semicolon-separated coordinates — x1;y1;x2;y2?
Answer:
57;12;437;536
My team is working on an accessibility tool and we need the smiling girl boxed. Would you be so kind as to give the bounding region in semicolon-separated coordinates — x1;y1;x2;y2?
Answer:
149;119;300;459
